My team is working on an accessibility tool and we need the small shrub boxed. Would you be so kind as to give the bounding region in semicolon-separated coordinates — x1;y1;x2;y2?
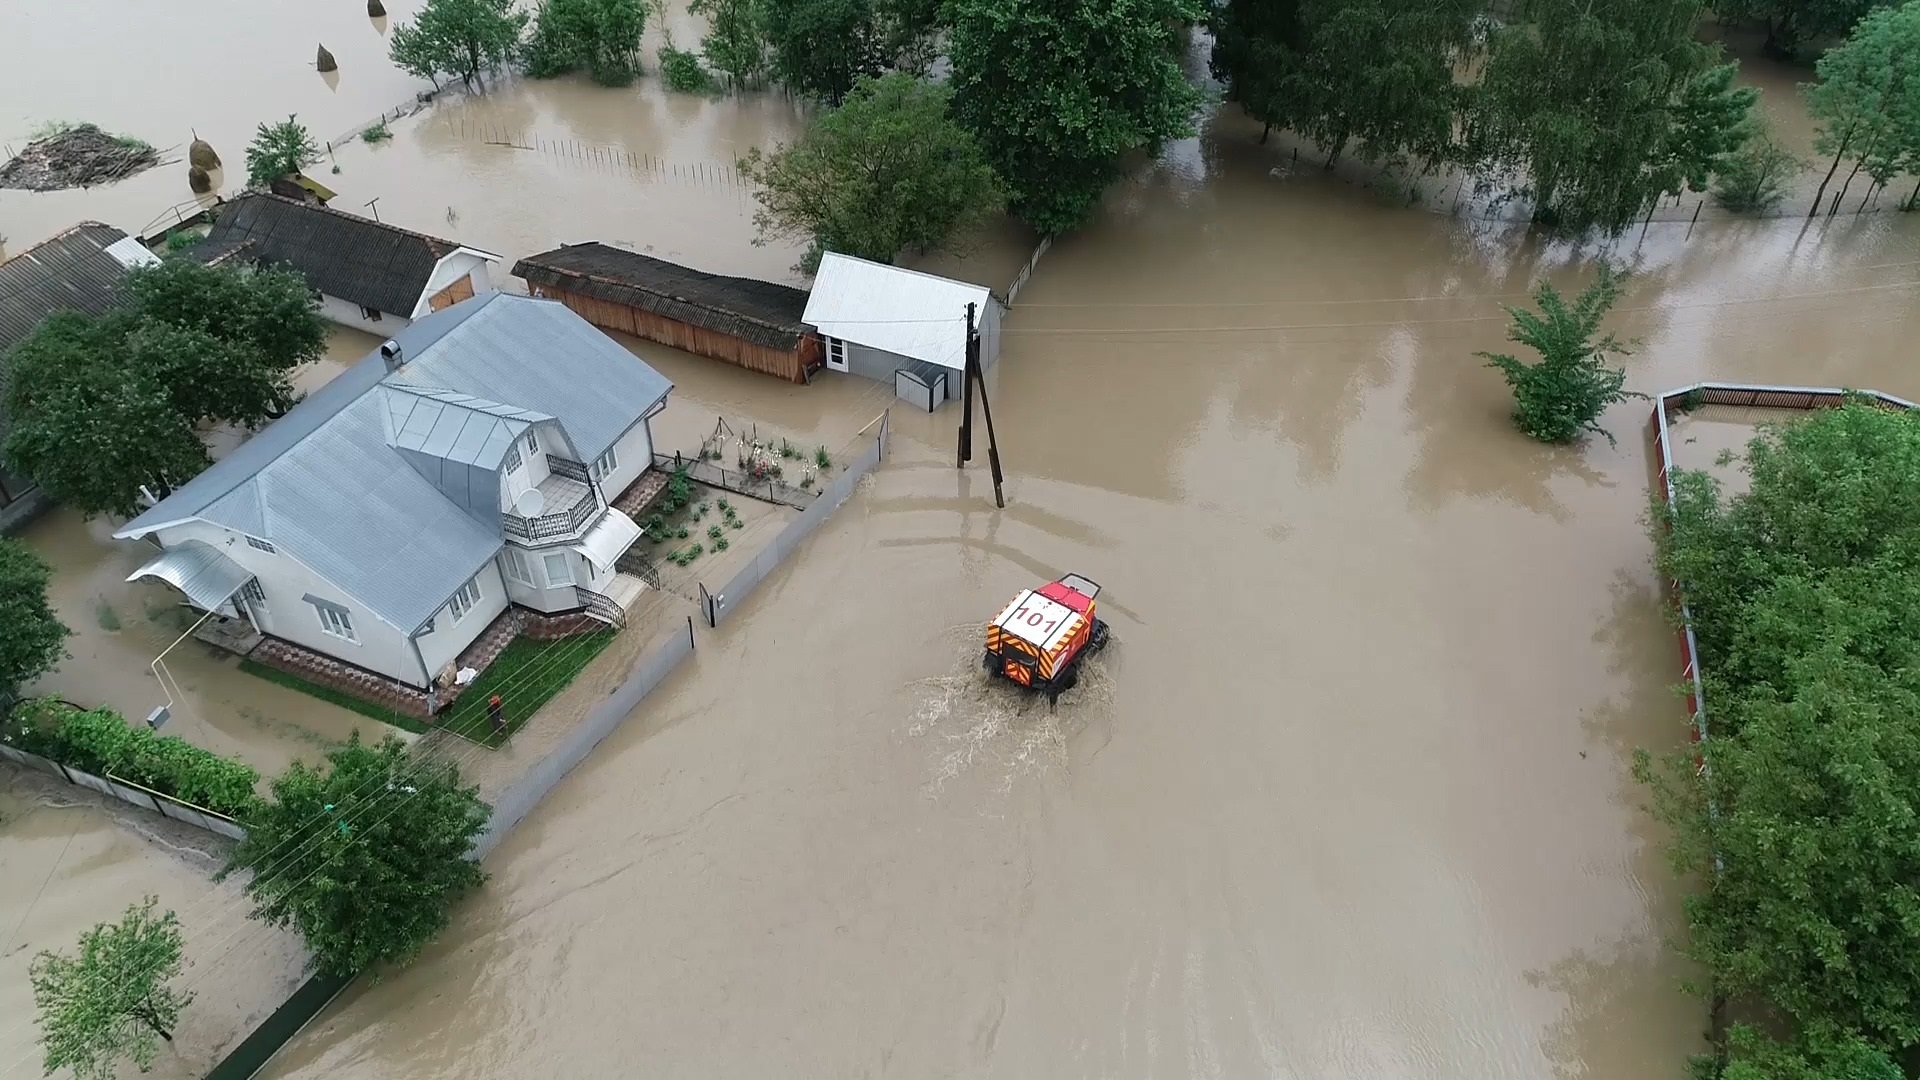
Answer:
163;231;201;254
1713;121;1802;214
800;473;815;489
707;524;723;540
645;513;666;533
659;45;716;94
814;445;831;469
361;122;392;144
3;700;260;816
94;599;122;632
716;497;731;512
1479;266;1642;446
779;438;799;459
676;526;690;539
713;536;729;551
729;517;743;530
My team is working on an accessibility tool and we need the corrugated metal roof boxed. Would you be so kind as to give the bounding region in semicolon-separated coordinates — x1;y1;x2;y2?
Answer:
197;193;473;316
571;507;642;574
801;252;990;371
513;243;811;351
126;540;253;609
116;293;674;631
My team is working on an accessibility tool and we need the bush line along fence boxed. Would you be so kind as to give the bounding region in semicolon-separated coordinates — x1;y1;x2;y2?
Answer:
0;742;247;840
1648;382;1918;752
699;410;889;628
206;413;892;1079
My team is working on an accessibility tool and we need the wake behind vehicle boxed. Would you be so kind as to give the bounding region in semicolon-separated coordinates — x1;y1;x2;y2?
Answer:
984;574;1110;707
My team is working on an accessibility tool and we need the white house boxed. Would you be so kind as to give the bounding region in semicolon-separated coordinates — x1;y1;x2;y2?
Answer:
116;293;672;697
801;252;1003;410
194;192;501;334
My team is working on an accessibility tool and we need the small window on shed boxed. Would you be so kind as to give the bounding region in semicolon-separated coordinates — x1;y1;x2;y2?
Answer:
360;305;383;322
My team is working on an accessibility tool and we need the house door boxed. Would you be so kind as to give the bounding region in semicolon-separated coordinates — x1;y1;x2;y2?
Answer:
825;336;849;373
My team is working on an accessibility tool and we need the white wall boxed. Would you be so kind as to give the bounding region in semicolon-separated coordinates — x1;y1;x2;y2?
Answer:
317;292;409;335
591;419;655;502
412;251;500;318
501;543;589;612
415;561;510;684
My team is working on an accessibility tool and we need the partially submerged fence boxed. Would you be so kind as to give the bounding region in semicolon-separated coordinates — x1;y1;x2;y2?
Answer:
0;744;245;840
701;412;889;628
653;451;816;511
1648;382;1918;747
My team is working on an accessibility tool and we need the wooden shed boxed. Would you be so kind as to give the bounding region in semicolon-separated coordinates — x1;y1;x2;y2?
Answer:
513;243;821;383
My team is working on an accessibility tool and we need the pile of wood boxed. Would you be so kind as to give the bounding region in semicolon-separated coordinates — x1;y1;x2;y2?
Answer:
0;124;163;192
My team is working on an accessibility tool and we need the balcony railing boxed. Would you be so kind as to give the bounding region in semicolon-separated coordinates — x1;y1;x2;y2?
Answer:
503;475;599;541
546;455;590;483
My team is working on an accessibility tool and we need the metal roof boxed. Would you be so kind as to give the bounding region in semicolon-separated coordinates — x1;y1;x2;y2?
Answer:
126;540;253;610
384;387;541;466
116;293;673;631
571;506;642;575
801;252;991;371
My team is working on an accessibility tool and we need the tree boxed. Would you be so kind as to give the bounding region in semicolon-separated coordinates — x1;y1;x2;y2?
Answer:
0;539;69;695
1713;116;1805;211
525;0;647;85
222;734;490;977
1718;1024;1901;1080
389;0;529;89
690;0;767;88
875;0;940;73
244;115;320;188
761;0;883;102
1802;3;1920;217
1710;0;1889;59
30;897;192;1080
1478;267;1640;444
1471;0;1758;231
1208;0;1300;144
947;0;1205;235
3;261;325;517
741;73;1003;270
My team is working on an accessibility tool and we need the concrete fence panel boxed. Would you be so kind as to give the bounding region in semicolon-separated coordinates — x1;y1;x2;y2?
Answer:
103;777;162;814
0;744;66;779
65;766;116;799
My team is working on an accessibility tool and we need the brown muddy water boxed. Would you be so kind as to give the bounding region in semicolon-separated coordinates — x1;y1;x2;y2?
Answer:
0;769;306;1079
256;129;1919;1080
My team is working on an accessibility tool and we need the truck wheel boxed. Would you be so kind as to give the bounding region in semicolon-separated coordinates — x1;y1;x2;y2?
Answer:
982;651;1000;676
1088;620;1110;652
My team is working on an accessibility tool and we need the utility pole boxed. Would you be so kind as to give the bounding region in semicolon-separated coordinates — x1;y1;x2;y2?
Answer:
954;302;1006;508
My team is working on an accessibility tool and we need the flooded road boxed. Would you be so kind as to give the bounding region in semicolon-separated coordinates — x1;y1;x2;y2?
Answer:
256;123;1920;1079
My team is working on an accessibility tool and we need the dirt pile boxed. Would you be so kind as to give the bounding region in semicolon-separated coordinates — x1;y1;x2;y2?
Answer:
0;124;162;191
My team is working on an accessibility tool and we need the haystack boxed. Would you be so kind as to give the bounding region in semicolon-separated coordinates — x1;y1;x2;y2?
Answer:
188;136;220;171
317;44;338;72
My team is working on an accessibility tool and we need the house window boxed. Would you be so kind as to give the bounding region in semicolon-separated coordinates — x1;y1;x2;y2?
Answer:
542;552;573;587
525;431;539;454
825;336;848;371
503;442;523;474
500;548;532;585
360;305;383;322
315;604;356;642
590;446;618;482
245;535;277;554
448;575;483;622
240;578;267;608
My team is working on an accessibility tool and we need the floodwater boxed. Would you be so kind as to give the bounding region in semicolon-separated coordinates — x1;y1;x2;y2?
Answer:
5;4;1919;1076
258;117;1920;1080
0;769;306;1080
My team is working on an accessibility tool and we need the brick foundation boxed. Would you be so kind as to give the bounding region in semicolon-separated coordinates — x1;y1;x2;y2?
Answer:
519;609;608;639
612;468;669;519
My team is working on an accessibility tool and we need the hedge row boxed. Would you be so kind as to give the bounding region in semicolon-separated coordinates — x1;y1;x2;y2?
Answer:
3;699;261;817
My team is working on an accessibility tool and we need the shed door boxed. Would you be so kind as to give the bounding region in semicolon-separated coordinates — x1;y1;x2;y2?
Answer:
824;336;849;372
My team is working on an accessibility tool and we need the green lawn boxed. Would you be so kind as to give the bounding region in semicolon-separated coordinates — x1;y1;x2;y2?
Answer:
239;630;617;748
239;660;430;735
435;631;619;747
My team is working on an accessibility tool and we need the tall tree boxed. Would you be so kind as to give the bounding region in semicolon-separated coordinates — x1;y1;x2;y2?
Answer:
690;0;768;87
1478;267;1640;445
222;734;490;977
947;0;1205;234
389;0;529;89
1471;0;1757;231
243;115;320;188
875;0;941;73
1712;0;1889;58
741;73;1003;270
524;0;647;85
1802;2;1920;217
1207;0;1299;144
30;897;193;1080
0;538;69;695
761;0;884;102
3;261;325;518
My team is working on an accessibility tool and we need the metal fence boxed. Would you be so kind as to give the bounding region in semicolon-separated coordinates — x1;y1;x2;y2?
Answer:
701;412;889;628
653;451;817;511
472;615;698;857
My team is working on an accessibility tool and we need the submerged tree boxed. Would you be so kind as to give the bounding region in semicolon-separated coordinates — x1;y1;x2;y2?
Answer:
1472;0;1757;231
1208;0;1298;144
30;897;192;1080
524;0;647;85
761;0;884;103
0;538;69;695
947;0;1204;235
690;0;768;88
741;73;1002;270
243;114;320;188
1802;2;1920;217
389;0;529;89
223;734;490;977
1711;0;1889;59
1478;267;1639;445
1713;115;1806;211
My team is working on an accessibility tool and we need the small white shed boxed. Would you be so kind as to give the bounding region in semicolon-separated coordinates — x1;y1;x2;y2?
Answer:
802;253;1002;409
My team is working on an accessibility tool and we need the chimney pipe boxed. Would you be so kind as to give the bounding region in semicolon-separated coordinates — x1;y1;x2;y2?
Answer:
379;339;402;371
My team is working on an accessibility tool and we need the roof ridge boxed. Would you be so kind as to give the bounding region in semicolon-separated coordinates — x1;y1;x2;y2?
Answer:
525;261;804;334
820;250;991;294
4;221;126;262
237;191;465;253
